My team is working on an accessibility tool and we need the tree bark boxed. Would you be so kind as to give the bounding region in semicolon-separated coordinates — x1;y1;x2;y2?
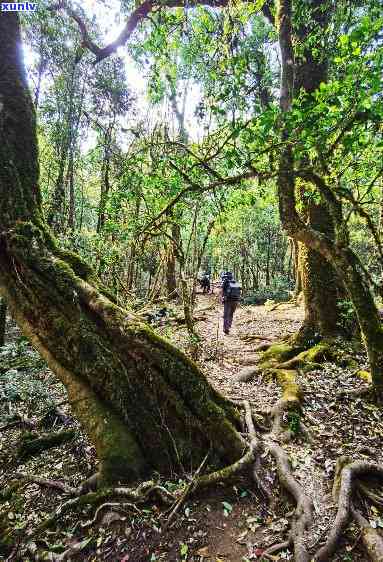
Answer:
276;0;383;396
97;122;113;233
0;298;6;347
0;8;244;484
292;0;341;341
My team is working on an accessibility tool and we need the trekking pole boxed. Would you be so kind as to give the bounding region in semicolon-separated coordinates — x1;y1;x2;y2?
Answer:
215;288;221;359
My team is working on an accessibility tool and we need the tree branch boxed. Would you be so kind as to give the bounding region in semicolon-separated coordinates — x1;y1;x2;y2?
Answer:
54;0;267;63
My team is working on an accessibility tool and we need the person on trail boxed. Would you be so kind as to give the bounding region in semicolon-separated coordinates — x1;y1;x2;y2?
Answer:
221;271;241;335
200;273;211;294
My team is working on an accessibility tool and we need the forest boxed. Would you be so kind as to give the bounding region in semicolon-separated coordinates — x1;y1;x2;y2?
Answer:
1;0;383;560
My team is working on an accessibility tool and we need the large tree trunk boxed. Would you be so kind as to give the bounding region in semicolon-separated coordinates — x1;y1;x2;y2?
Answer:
0;9;244;484
276;0;383;396
292;0;341;342
296;197;340;340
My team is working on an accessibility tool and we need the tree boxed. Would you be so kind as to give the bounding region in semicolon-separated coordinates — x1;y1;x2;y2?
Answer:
276;0;383;395
291;0;343;343
0;8;245;485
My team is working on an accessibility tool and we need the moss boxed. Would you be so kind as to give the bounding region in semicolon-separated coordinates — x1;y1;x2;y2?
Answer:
340;357;358;370
302;342;332;362
17;429;76;459
260;343;298;366
55;248;94;281
274;369;301;403
356;370;372;383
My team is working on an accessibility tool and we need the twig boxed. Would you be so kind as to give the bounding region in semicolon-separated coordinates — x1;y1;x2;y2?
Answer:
162;452;209;531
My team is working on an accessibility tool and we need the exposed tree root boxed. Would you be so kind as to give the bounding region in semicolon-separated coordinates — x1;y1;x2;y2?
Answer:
262;539;292;558
196;445;255;489
14;473;77;496
240;334;274;342
266;440;313;562
31;480;175;537
275;341;333;370
81;501;141;529
235;365;260;382
243;400;272;501
358;481;383;509
313;457;383;561
351;505;383;562
268;368;302;441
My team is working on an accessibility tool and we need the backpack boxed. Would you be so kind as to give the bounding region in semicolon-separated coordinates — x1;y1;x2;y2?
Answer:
225;281;242;300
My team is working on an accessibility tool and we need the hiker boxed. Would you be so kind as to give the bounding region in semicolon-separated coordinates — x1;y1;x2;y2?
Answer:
221;271;241;334
200;273;211;294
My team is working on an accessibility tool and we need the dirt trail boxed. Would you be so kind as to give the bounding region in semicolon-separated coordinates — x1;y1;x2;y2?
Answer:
1;296;382;561
194;294;303;411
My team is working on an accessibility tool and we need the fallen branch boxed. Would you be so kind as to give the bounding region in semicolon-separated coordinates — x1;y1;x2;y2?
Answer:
17;429;76;460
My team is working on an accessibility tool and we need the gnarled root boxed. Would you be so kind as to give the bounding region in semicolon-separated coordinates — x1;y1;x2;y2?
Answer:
313;458;383;561
268;368;302;441
352;506;383;562
243;400;272;501
32;480;175;537
266;440;313;562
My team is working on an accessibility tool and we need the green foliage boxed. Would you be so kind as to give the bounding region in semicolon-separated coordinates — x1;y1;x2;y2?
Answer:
337;300;358;336
21;0;383;321
287;411;301;436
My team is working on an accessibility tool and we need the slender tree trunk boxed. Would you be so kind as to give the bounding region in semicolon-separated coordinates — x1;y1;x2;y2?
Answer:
34;54;46;109
0;298;6;347
97;124;113;233
0;8;245;484
265;230;271;287
47;60;77;232
166;232;177;299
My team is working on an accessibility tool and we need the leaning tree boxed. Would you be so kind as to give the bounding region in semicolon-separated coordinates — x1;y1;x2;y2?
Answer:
0;7;247;486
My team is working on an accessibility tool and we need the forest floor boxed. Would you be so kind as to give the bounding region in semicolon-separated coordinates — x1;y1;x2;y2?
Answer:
1;292;383;561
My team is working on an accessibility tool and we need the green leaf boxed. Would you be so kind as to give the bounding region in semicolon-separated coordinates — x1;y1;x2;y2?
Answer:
222;501;233;513
180;543;188;557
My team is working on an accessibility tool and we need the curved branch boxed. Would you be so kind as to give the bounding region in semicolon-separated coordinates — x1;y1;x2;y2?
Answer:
54;0;266;63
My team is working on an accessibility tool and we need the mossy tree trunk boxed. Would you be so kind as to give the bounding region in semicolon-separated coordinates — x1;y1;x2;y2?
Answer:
292;0;342;343
277;0;383;396
296;198;341;341
0;9;245;484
